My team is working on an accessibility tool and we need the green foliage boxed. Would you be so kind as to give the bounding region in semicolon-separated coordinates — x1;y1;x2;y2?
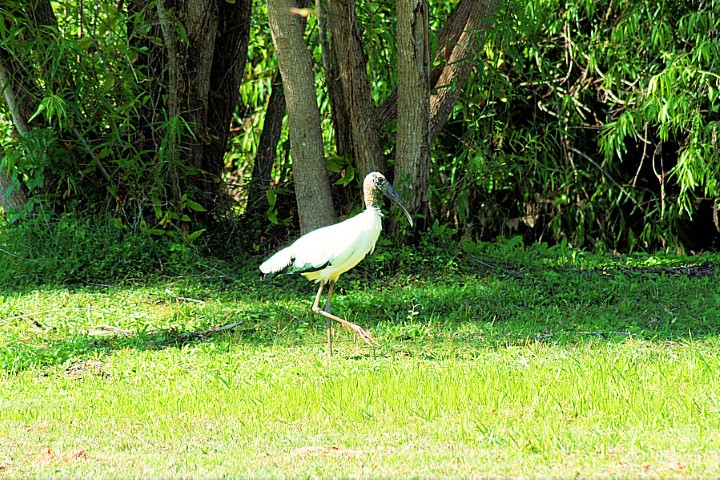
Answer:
0;215;209;286
433;0;719;251
0;1;209;237
1;0;717;252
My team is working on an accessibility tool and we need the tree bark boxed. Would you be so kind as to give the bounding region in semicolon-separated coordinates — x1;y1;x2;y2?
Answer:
0;0;57;128
326;44;353;158
0;45;30;214
395;0;430;224
0;57;30;136
183;0;219;175
326;0;386;179
267;0;336;233
203;0;253;210
377;0;501;142
429;0;499;141
154;0;185;205
0;0;59;215
129;0;252;223
320;1;352;158
27;0;58;29
247;72;286;216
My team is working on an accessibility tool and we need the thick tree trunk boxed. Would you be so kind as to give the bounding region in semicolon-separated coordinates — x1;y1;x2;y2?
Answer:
316;0;351;158
326;46;353;158
130;0;252;223
326;0;386;180
395;0;430;224
182;0;219;173
155;0;185;206
267;0;336;233
26;0;58;29
203;0;253;211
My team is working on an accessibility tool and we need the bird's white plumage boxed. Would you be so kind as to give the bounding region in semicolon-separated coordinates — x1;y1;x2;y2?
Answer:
259;207;383;283
259;171;413;355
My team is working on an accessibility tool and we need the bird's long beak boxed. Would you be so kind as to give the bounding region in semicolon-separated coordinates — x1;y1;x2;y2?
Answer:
381;183;414;227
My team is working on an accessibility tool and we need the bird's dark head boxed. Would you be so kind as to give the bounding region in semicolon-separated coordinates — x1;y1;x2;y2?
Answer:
364;172;414;227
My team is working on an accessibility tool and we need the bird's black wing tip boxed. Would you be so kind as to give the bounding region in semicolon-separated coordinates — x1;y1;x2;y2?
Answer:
261;271;279;280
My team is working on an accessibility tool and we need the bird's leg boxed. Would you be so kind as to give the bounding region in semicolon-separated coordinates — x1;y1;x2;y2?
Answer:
312;282;377;349
312;282;332;356
323;281;358;346
324;281;334;314
325;281;335;356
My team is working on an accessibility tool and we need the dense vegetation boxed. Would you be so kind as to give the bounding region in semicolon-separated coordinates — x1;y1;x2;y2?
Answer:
450;0;720;251
1;0;718;252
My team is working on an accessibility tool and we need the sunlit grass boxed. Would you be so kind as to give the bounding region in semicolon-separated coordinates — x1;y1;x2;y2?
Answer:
1;244;719;477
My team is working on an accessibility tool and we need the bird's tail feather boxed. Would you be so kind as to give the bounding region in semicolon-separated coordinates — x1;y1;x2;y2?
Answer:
259;247;293;279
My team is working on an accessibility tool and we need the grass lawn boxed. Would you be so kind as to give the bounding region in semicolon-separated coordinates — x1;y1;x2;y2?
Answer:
1;239;719;477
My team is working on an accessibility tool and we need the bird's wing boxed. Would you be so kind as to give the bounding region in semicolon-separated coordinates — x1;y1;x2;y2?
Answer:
259;225;336;278
259;212;379;278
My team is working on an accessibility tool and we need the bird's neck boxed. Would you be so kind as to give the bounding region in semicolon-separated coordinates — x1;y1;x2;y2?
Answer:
364;184;381;209
364;205;383;217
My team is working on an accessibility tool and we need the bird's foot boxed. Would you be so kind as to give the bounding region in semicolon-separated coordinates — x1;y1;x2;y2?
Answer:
314;307;378;347
346;322;378;346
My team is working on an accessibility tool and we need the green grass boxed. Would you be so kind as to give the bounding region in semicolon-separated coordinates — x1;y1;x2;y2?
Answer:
1;235;720;477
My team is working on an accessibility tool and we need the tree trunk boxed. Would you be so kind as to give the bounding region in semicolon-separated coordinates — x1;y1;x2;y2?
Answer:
326;0;386;180
377;0;501;143
0;56;30;136
326;45;353;158
247;72;286;216
203;0;253;214
316;0;351;158
395;0;430;225
267;0;336;234
26;0;58;29
0;0;59;215
0;60;30;214
129;0;252;224
182;0;219;174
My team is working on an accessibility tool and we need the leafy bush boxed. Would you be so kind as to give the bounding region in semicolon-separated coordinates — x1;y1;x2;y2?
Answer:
0;215;207;286
0;1;210;235
2;0;717;253
433;0;719;251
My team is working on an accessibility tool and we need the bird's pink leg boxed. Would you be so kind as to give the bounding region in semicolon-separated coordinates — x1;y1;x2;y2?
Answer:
325;282;357;344
312;282;332;356
324;281;335;355
312;281;377;352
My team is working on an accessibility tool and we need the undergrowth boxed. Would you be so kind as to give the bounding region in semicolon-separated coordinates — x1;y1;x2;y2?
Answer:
0;215;221;286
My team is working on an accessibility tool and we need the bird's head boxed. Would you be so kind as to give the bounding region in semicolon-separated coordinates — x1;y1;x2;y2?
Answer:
364;172;414;227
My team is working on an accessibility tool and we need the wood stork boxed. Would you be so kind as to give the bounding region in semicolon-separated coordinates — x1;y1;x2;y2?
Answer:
260;172;413;355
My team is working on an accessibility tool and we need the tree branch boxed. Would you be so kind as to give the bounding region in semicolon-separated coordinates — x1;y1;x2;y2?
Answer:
0;58;30;135
377;0;501;142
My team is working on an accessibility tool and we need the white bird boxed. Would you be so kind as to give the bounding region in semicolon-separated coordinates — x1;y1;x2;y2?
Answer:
260;172;413;355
